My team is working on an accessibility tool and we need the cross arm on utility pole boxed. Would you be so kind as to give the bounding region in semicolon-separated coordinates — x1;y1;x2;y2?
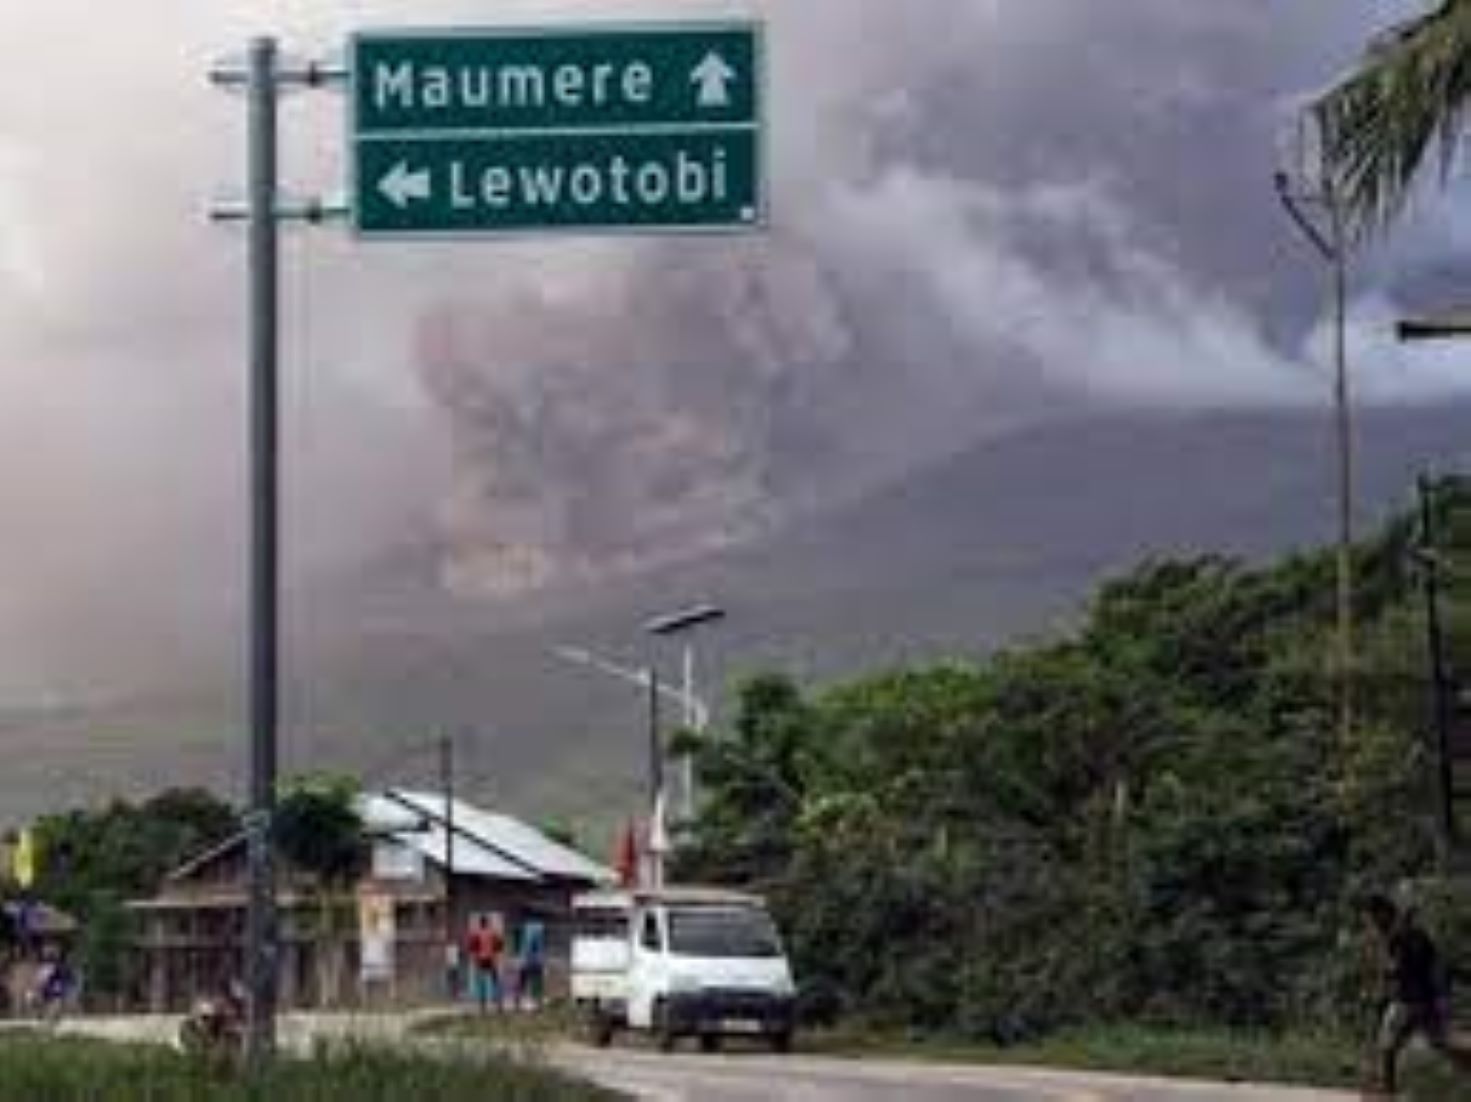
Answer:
209;56;348;90
209;196;352;224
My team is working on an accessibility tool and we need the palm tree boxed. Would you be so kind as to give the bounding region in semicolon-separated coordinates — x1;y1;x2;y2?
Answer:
1314;0;1471;233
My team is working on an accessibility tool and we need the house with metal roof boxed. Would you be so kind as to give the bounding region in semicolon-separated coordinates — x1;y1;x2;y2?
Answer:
362;789;612;886
128;789;613;1012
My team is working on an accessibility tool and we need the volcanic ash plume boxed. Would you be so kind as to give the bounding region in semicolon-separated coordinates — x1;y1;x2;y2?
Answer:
402;0;1459;600
416;237;855;597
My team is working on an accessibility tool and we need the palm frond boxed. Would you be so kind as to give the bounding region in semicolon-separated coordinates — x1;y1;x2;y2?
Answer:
1313;0;1471;236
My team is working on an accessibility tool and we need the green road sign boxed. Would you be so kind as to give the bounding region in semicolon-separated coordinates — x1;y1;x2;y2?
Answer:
349;25;763;236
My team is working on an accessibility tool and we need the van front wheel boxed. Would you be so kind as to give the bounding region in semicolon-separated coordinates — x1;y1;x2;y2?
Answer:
587;1008;614;1049
654;1000;678;1053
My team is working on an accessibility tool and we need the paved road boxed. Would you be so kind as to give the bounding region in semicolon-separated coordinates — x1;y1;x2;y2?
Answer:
554;1046;1357;1102
47;1014;1357;1102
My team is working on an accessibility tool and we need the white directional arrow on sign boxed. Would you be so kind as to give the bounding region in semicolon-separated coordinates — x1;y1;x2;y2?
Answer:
691;51;736;109
378;161;432;209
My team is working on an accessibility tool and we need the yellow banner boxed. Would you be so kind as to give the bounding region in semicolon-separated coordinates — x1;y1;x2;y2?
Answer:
13;828;36;889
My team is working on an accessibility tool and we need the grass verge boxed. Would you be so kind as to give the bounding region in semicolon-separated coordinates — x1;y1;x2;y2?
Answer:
0;1033;619;1101
412;1005;581;1046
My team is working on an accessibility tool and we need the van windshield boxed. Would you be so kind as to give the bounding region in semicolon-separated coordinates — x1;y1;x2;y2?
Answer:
575;908;628;940
667;906;782;958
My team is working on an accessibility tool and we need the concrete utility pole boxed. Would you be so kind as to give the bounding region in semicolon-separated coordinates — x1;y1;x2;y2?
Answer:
209;36;346;1071
440;733;458;998
1275;167;1355;747
1417;476;1459;860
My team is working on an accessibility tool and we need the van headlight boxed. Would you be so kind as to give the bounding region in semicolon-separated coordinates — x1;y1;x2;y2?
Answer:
667;972;703;994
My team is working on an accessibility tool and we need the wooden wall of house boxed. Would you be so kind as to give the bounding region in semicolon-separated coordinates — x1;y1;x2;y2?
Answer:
133;872;592;1012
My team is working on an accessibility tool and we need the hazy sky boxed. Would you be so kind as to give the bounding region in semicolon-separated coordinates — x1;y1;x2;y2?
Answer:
0;1;1465;700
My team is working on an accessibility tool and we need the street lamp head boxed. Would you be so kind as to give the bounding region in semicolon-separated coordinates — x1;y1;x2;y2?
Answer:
645;603;726;636
1397;307;1471;343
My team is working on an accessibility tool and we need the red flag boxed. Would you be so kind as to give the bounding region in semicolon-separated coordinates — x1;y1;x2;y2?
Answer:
614;820;639;888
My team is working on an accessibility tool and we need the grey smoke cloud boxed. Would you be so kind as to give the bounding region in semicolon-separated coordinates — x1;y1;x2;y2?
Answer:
419;0;1471;593
0;0;1462;695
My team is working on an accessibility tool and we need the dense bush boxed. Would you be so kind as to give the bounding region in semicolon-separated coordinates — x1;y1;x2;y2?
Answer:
675;479;1471;1044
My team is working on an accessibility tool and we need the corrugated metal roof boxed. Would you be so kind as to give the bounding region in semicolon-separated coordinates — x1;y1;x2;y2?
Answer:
390;790;614;885
359;794;536;882
359;790;613;886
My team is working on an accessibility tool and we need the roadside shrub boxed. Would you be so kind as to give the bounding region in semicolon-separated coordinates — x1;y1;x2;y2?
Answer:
0;1037;617;1102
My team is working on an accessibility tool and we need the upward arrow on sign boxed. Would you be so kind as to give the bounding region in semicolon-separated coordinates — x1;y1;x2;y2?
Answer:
691;51;736;109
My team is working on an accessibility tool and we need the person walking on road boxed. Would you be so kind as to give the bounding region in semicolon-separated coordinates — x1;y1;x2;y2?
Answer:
1361;892;1471;1096
465;914;504;1013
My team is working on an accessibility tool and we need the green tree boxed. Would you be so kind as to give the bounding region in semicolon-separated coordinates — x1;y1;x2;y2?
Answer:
674;674;817;887
274;775;366;1007
26;788;237;1002
676;480;1471;1041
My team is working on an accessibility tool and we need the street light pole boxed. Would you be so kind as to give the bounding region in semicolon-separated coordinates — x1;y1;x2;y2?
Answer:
1275;169;1355;747
1331;194;1355;749
552;646;709;728
645;604;726;823
552;644;717;889
1395;311;1471;861
647;665;664;889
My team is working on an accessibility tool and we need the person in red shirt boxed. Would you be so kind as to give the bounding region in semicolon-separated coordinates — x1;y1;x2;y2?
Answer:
465;915;505;1013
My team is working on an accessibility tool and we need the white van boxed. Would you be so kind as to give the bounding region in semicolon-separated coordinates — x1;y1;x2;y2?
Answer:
571;887;797;1053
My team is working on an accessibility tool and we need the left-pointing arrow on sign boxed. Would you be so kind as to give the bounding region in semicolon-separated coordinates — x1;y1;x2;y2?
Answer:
378;161;432;209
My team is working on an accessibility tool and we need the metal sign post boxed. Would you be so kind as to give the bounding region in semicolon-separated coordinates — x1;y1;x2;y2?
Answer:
207;24;763;1063
244;36;281;1069
208;36;346;1072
